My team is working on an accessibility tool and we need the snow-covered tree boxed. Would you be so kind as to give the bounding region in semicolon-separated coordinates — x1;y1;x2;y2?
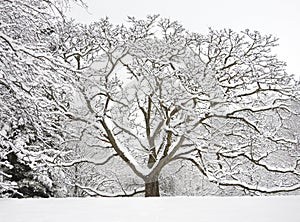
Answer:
1;0;299;197
0;0;82;197
59;16;300;197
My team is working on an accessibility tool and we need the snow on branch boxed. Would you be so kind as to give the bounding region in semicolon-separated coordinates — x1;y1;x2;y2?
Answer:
220;153;300;176
99;118;148;178
111;119;148;151
187;153;300;194
214;179;300;194
56;154;118;167
73;183;145;197
0;31;79;74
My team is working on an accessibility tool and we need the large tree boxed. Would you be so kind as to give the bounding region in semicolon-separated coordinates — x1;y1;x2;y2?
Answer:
59;16;300;197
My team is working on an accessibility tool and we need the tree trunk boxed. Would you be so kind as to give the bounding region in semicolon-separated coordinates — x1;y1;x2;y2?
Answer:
145;176;160;197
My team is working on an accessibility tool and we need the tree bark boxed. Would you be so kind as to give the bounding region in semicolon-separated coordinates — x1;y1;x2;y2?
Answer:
145;176;160;197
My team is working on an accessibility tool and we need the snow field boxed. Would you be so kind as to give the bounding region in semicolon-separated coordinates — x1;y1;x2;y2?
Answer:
0;196;299;222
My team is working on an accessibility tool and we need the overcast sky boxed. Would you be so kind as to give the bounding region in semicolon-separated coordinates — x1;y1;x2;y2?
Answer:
67;0;300;78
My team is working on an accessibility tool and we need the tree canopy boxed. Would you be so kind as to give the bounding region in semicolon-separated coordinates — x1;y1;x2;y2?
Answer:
56;15;300;196
1;2;299;197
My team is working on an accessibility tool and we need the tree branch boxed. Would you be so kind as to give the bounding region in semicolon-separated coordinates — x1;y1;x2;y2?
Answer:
57;154;118;167
72;183;145;197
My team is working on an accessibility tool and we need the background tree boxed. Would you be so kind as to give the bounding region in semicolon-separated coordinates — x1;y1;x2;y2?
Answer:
58;16;300;197
0;0;83;197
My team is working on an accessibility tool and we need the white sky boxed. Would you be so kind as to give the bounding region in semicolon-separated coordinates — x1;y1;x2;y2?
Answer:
67;0;300;78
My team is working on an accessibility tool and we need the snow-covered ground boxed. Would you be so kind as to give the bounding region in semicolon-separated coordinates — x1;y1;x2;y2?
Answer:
0;196;299;222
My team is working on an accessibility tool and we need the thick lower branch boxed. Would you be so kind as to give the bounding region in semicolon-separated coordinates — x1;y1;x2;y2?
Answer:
74;183;145;197
100;118;145;179
215;180;300;194
220;153;300;176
